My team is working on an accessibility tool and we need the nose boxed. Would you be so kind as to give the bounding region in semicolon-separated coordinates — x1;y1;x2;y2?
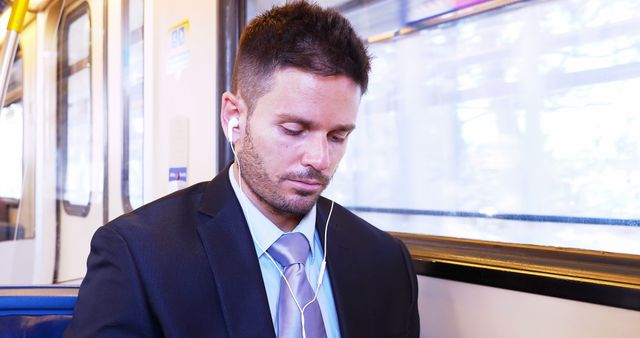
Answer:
300;134;330;172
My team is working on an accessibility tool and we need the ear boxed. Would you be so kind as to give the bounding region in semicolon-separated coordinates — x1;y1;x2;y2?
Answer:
220;91;243;143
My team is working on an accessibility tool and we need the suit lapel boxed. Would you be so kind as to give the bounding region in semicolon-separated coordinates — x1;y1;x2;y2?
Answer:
196;168;276;338
315;198;365;338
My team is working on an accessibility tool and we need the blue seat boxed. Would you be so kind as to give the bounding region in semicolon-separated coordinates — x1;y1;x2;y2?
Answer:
0;286;78;338
0;199;24;241
0;223;25;241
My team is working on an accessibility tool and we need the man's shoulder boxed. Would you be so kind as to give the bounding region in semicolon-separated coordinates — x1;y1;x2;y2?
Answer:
318;197;400;248
105;181;211;235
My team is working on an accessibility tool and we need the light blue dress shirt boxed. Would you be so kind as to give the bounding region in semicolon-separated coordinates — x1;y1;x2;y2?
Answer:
229;167;341;337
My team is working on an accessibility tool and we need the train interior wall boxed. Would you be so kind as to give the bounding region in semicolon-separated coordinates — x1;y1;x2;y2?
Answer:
418;276;640;337
0;0;219;283
147;0;218;204
108;0;219;218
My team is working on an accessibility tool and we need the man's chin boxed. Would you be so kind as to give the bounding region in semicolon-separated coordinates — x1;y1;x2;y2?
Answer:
282;194;320;215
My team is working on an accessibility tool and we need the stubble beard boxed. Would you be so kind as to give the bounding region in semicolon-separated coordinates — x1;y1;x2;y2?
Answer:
236;126;332;217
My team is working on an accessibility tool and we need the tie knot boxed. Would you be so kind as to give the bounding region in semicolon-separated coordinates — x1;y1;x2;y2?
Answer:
267;232;310;267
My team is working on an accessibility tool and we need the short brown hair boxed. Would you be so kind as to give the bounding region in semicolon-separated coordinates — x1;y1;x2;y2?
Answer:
232;1;371;113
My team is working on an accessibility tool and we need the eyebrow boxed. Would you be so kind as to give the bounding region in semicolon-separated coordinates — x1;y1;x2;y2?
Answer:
276;113;356;132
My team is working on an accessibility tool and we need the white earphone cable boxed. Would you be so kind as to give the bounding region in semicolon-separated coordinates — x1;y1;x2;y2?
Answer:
228;125;332;338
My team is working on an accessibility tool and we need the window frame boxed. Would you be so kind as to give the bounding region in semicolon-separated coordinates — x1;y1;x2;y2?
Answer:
234;0;640;309
121;0;145;213
398;232;640;310
216;0;246;172
57;2;93;218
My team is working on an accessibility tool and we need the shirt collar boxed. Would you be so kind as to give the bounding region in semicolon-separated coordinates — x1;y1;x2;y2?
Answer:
228;165;317;259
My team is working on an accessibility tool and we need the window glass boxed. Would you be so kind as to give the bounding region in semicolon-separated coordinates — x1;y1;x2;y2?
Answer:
67;13;91;66
122;0;144;211
6;57;23;94
59;7;92;215
246;0;640;255
64;68;92;205
0;53;23;200
328;0;640;255
335;0;403;38
0;101;23;199
129;0;143;31
0;51;24;242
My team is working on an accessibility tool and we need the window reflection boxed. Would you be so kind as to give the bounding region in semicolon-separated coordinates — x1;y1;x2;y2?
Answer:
0;102;23;200
327;0;640;254
67;13;90;65
123;0;145;211
64;68;92;206
246;0;640;254
0;50;25;242
59;8;92;215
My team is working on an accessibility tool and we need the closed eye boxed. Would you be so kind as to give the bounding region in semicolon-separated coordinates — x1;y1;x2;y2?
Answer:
329;131;350;143
280;124;304;136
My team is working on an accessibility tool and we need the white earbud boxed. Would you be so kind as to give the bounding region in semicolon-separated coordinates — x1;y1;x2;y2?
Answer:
227;117;239;143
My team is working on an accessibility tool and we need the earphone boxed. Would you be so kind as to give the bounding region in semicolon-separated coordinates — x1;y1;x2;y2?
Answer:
227;116;239;143
226;117;332;338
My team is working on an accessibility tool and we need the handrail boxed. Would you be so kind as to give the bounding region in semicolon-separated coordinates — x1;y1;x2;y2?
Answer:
0;0;29;108
393;232;640;290
0;286;78;315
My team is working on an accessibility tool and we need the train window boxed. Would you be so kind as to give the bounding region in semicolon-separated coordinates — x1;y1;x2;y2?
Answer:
122;0;144;212
0;101;23;199
246;0;640;256
58;5;92;217
0;49;24;241
0;55;23;200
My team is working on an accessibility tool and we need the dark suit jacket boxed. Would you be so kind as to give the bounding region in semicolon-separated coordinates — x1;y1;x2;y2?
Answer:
65;167;419;337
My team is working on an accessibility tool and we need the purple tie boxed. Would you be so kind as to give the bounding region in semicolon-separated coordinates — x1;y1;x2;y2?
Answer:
268;233;327;338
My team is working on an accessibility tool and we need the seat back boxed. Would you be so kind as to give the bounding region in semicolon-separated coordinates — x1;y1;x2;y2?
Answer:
0;286;78;338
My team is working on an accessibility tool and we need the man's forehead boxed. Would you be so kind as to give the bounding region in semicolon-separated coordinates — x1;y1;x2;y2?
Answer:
272;66;362;93
238;67;362;108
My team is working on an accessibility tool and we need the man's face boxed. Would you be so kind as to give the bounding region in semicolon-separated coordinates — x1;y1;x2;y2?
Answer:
236;68;361;218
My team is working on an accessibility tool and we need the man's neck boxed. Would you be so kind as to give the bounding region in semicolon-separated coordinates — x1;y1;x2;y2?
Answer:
232;164;302;232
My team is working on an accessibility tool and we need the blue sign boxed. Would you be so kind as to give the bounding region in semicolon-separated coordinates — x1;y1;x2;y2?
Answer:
169;167;187;182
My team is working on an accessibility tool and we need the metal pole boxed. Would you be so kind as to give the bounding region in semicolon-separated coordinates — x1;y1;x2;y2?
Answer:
216;0;245;172
0;0;30;108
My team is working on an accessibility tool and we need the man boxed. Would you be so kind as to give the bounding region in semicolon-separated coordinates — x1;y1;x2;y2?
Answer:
65;2;419;337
